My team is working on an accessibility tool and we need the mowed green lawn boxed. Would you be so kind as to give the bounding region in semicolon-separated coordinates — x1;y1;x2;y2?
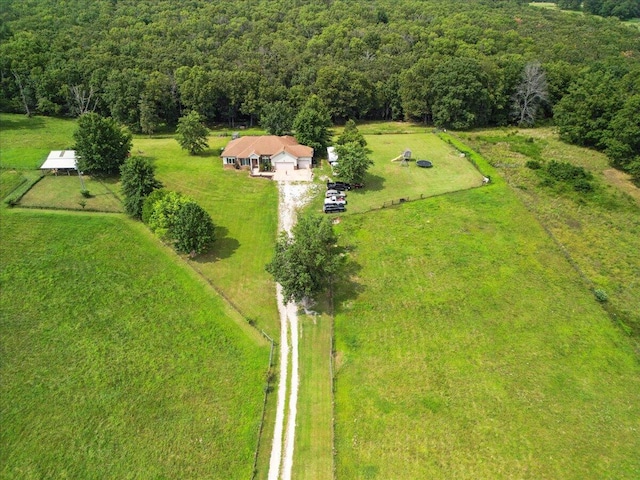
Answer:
0;114;77;169
0;210;269;478
133;134;280;336
339;133;484;214
19;175;123;212
334;182;640;477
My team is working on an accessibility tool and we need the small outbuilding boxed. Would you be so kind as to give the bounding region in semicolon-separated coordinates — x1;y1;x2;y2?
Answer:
40;150;78;174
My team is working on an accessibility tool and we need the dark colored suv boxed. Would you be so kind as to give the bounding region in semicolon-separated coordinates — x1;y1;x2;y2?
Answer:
323;203;346;214
327;181;351;191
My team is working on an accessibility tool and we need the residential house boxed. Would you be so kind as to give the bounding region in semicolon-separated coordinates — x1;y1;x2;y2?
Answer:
221;136;313;174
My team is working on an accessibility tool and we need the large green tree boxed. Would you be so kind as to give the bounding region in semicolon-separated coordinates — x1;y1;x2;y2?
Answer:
336;119;367;148
74;113;132;175
334;141;373;184
120;156;162;218
176;111;209;155
173;202;216;255
260;101;294;136
266;213;342;304
430;57;491;130
292;95;332;157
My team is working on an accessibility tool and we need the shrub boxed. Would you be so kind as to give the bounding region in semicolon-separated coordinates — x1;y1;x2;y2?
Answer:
525;160;542;170
546;160;592;183
173;201;216;255
573;178;594;193
594;289;608;303
142;189;168;225
80;189;91;198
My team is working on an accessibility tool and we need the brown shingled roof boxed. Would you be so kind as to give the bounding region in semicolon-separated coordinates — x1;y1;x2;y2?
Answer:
221;136;313;159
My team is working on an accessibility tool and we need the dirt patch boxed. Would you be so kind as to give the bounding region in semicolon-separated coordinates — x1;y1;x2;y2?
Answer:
603;169;640;205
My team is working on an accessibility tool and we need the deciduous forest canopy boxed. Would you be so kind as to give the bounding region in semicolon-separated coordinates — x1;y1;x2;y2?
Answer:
1;0;639;176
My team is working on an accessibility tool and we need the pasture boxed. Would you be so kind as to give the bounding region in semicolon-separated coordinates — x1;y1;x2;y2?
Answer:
459;128;640;340
0;210;269;479
333;179;640;478
0;114;77;169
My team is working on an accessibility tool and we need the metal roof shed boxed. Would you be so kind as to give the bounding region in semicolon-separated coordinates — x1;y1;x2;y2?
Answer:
40;150;77;170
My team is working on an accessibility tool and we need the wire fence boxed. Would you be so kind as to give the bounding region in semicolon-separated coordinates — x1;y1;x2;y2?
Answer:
182;262;276;480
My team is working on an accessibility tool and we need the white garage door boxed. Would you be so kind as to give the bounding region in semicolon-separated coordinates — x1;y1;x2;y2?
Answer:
298;159;311;169
276;162;295;172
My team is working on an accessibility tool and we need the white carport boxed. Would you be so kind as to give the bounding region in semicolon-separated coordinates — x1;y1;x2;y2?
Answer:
40;150;78;172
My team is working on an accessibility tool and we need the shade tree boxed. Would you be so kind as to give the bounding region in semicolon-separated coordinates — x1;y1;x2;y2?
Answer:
266;213;342;304
176;111;209;155
120;156;162;218
73;113;132;175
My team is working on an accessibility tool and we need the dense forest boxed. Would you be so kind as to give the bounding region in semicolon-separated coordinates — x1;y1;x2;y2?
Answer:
1;0;639;179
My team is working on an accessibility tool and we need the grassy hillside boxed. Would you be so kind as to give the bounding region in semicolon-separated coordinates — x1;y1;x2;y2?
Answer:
0;210;269;478
334;160;640;478
459;128;640;341
132;133;280;337
0;115;77;169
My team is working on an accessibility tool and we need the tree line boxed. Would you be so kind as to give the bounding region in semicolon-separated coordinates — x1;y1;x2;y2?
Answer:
1;0;639;179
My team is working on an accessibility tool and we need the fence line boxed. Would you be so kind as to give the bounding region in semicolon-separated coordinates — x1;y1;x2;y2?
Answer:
329;284;337;480
184;261;276;480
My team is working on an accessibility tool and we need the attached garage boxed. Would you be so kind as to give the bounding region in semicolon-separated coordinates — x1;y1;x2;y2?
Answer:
298;158;312;169
276;162;295;172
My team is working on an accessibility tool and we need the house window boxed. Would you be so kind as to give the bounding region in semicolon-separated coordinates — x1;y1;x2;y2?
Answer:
224;158;236;165
241;158;251;166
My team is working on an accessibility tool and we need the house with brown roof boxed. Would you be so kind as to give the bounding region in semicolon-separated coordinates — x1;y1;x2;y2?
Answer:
221;135;313;175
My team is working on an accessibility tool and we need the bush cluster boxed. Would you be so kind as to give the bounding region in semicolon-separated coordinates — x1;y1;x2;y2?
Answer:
142;190;215;256
537;160;595;193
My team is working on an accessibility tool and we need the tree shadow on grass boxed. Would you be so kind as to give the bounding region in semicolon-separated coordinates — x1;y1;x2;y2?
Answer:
362;172;385;192
0;116;45;131
193;226;240;263
332;253;366;315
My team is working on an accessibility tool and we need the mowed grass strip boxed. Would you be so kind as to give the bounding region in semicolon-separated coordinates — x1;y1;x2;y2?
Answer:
133;135;280;337
342;133;484;214
334;184;640;478
0;210;269;479
0;114;77;169
293;312;334;480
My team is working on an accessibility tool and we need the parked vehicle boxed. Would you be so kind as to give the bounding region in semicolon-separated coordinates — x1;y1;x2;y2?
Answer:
326;189;346;197
324;196;347;206
327;181;351;191
352;183;364;189
323;203;346;213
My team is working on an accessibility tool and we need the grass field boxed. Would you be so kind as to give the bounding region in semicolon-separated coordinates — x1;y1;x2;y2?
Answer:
314;131;484;215
333;145;640;478
0;209;269;478
132;134;280;337
459;128;640;341
18;175;123;212
293;311;334;480
0;114;77;169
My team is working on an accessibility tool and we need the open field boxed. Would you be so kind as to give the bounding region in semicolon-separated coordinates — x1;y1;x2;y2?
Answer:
333;177;640;478
18;174;123;212
0;209;269;478
459;128;640;341
0;114;77;169
333;137;640;478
